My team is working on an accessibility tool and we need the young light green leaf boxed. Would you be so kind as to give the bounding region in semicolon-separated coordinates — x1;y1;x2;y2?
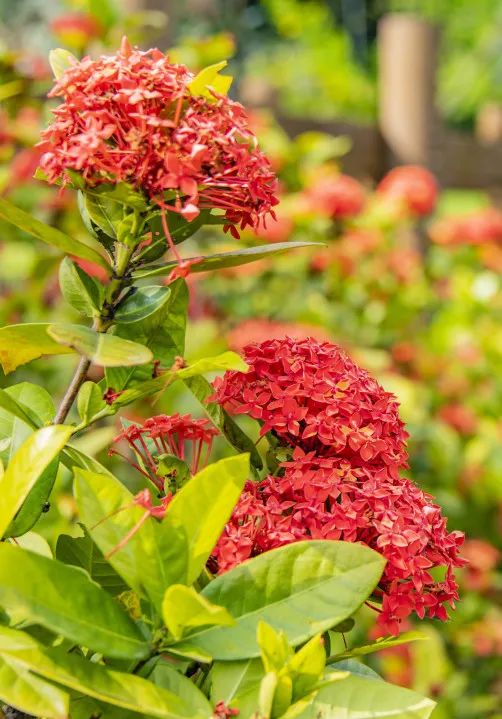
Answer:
0;543;149;660
77;381;107;424
329;632;425;662
131;242;325;280
0;196;109;270
5;457;59;537
0;654;69;719
74;468;187;610
169;541;386;660
114;285;172;324
177;351;248;378
188;60;233;98
0;387;39;430
48;324;153;366
49;48;77;79
161;454;250;585
0;626;211;719
0;323;75;374
288;634;326;701
0;425;73;538
257;621;292;673
59;257;104;317
210;659;264;716
162;585;234;641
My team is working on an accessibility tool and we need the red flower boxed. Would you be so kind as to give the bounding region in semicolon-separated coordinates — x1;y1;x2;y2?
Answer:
213;701;239;718
211;338;464;633
110;413;218;489
307;174;365;219
429;208;502;246
377;166;438;217
39;38;278;237
50;13;103;48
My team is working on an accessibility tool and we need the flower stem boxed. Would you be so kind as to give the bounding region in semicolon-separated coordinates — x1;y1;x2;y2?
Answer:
53;243;136;424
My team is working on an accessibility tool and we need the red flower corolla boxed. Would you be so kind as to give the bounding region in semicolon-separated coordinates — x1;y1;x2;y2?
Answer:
211;338;464;633
307;174;365;219
110;413;218;489
377;166;438;217
212;337;408;477
39;38;278;237
227;318;332;353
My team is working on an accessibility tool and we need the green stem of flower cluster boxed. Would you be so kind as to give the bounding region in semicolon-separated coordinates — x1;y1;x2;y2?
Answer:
53;243;135;425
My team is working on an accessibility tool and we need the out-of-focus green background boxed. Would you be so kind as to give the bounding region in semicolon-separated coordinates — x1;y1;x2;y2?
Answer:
0;2;501;717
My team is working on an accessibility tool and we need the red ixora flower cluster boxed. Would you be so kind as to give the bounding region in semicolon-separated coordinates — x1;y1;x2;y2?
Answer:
377;165;438;217
110;413;218;490
211;338;465;634
39;38;278;236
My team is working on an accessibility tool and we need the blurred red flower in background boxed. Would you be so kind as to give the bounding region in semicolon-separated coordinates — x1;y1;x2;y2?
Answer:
377;165;438;217
307;173;366;219
429;207;502;246
50;13;103;48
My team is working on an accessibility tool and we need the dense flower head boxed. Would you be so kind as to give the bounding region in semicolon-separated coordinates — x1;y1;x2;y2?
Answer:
110;413;218;489
307;173;366;219
212;337;409;479
39;38;278;235
377;165;438;217
211;337;464;633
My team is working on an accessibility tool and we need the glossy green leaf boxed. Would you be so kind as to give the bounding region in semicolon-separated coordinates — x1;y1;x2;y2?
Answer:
0;543;149;660
0;654;69;719
82;183;148;239
132;242;324;280
114;285;172;324
49;47;77;79
161;454;250;585
169;541;385;660
147;659;212;717
162;585;234;641
329;632;425;662
0;425;73;538
6;457;59;537
184;375;263;473
48;323;153;366
0;323;74;374
210;659;264;717
0;387;38;432
56;529;128;596
177;351;248;378
0;196;109;269
74;468;187;610
77;381;107;424
0;626;211;719
283;673;436;718
330;660;382;682
59;257;104;317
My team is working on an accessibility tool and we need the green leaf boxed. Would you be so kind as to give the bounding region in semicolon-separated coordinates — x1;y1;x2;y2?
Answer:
56;529;128;596
74;468;187;610
0;543;149;660
188;60;233;98
59;257;104;317
329;632;425;662
81;183;148;239
161;454;250;585
184;375;263;473
0;425;73;538
77;381;107;424
0;323;74;374
283;673;436;718
0;387;39;432
0;654;69;719
48;324;153;366
131;242;325;280
162;585;234;641
257;621;292;673
288;634;326;701
114;285;172;324
0;196;109;270
177;351;248;378
147;659;212;717
5;457;59;537
210;659;264;716
49;48;77;79
0;626;211;719
169;541;385;660
330;660;382;682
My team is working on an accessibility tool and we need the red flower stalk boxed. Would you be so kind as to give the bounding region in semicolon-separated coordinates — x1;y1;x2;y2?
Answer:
110;413;218;489
377;165;438;217
39;38;278;238
212;337;408;480
211;338;464;633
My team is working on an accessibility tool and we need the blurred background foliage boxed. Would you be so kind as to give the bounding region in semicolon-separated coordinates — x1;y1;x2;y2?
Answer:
0;1;501;718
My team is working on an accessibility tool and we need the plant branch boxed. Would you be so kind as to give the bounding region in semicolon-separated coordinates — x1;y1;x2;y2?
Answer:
53;355;91;424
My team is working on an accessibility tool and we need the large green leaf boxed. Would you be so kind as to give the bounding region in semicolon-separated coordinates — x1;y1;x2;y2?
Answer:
184;375;263;473
48;323;153;366
74;468;187;610
283;673;436;718
0;543;149;660
162;585;234;641
56;529;128;596
0;654;69;719
0;425;73;538
114;285;172;324
0;626;211;719
6;458;59;537
161;454;249;585
132;242;323;279
169;541;386;660
59;256;104;317
0;387;39;432
0;195;109;270
0;323;74;374
210;659;264;717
